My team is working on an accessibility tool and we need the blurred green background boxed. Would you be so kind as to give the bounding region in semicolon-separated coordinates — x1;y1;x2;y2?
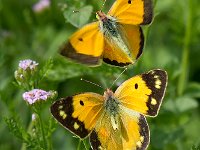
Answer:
0;0;200;149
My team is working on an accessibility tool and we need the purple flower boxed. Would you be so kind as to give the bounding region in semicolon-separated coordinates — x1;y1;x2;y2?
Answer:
23;89;51;105
19;59;38;70
33;0;50;13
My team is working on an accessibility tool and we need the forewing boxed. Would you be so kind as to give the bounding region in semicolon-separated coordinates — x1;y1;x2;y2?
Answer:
50;93;104;139
108;0;153;25
60;22;104;65
115;69;168;116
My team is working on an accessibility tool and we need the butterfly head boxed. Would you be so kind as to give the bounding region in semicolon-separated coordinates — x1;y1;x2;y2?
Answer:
103;89;113;99
96;11;107;22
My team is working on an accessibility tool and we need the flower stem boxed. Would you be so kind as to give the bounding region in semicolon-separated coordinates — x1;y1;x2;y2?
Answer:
38;113;47;149
47;118;54;150
177;0;192;96
83;140;88;150
77;139;82;150
20;115;34;150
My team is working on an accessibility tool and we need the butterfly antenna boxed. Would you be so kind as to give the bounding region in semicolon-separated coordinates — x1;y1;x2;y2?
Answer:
72;8;97;16
109;68;128;89
81;78;104;89
100;0;107;11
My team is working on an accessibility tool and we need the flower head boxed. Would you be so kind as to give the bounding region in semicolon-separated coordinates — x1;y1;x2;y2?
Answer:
23;89;53;105
33;0;50;13
15;59;39;86
19;59;38;70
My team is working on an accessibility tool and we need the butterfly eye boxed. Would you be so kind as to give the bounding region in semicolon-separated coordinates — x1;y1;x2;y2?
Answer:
135;83;138;89
128;0;132;4
80;100;84;106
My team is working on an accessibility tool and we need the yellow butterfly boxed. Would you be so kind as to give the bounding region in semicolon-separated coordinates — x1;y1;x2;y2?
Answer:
61;0;153;66
51;69;168;150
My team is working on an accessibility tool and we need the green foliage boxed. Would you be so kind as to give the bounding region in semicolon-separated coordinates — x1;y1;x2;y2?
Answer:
64;5;93;28
0;0;200;150
4;117;41;150
4;117;28;142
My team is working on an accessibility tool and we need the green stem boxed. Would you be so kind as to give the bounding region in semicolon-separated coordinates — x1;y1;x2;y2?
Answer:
47;118;54;150
38;113;48;149
77;139;82;150
154;0;158;8
20;113;34;150
177;0;192;96
83;140;88;150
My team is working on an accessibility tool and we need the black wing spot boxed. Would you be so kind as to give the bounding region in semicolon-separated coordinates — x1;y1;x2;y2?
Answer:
78;38;83;41
128;0;132;4
80;100;84;106
135;83;138;89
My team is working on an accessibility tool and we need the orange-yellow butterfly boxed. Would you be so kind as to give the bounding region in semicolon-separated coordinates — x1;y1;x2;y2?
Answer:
51;69;168;150
61;0;153;66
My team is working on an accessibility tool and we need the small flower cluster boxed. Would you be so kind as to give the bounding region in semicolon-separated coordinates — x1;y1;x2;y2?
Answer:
23;89;55;105
19;59;38;70
12;59;57;150
33;0;50;13
15;59;57;105
14;59;38;85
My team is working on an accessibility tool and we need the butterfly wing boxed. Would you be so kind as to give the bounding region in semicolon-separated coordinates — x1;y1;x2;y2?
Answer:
60;22;104;66
103;24;144;66
114;69;168;116
90;109;149;150
90;111;123;150
121;114;149;150
50;93;104;139
108;0;153;25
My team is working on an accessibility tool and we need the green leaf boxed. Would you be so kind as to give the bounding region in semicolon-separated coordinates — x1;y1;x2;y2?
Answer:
47;56;122;83
175;96;198;113
185;82;200;98
163;98;178;113
63;5;93;28
164;96;198;113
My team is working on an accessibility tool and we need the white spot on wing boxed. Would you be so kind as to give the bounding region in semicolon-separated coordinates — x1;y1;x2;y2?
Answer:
151;98;157;105
59;110;67;119
74;122;79;130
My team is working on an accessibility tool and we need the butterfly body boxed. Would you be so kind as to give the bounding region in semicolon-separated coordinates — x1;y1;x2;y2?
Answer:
97;11;133;62
104;89;120;115
103;89;121;130
51;69;167;150
61;0;153;66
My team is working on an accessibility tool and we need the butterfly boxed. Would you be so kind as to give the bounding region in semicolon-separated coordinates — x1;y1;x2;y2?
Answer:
51;69;168;150
60;0;153;67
